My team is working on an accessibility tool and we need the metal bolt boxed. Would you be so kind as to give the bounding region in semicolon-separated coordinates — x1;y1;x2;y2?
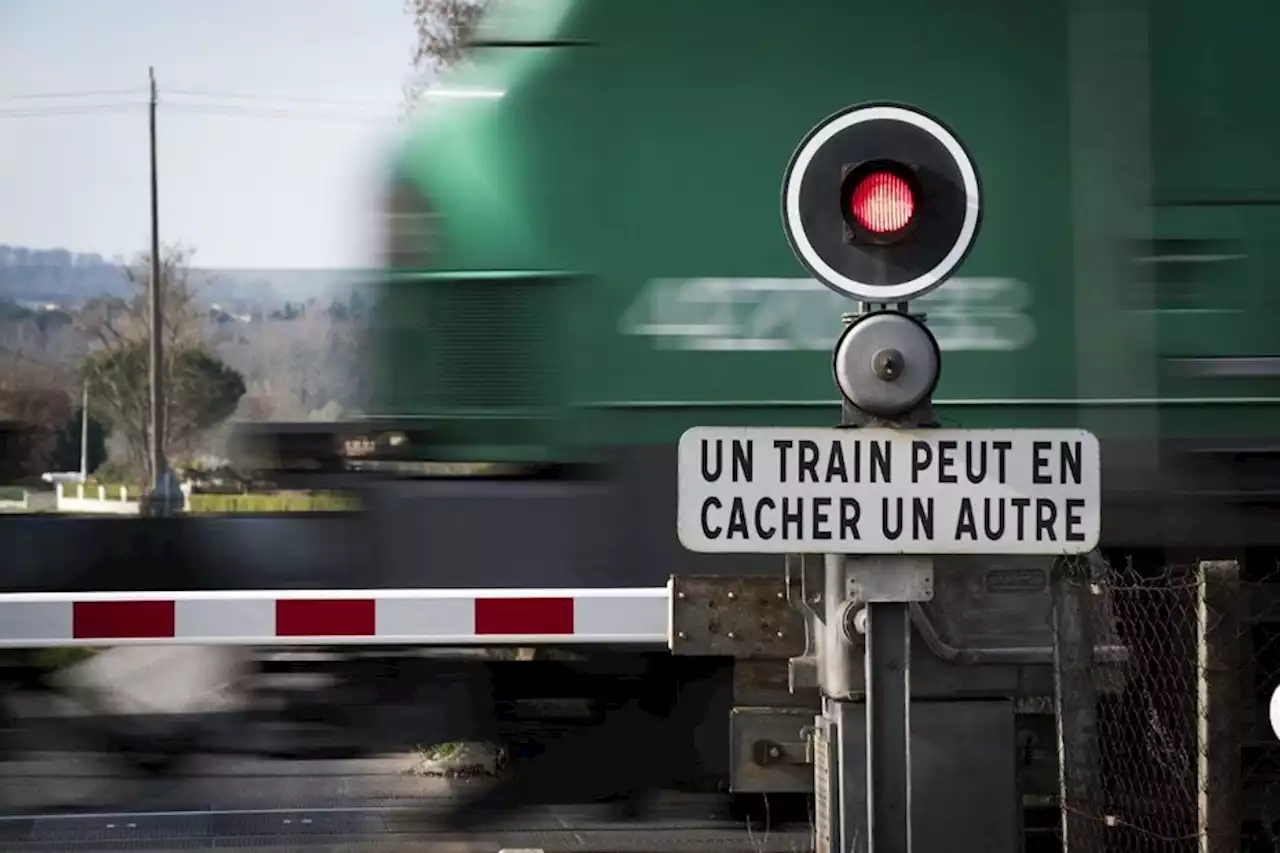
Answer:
776;630;785;639
767;745;781;759
727;631;736;640
727;591;737;601
853;608;869;635
809;593;822;604
871;347;904;381
677;591;686;599
776;591;785;600
677;631;687;640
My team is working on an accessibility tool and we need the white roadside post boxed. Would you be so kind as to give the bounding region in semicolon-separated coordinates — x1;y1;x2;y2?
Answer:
675;103;1102;853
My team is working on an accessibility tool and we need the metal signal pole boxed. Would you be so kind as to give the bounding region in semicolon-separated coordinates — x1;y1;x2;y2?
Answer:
148;66;165;492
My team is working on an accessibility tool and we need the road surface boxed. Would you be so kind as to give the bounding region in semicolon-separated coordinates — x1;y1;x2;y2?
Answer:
1;648;814;852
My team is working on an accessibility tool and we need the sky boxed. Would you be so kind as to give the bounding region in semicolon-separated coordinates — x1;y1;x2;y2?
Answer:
0;0;419;268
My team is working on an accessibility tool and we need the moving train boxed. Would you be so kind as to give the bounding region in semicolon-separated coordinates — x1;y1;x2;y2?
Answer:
367;0;1280;553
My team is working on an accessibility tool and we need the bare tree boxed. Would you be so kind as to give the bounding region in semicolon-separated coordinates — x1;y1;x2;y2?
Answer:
214;294;369;424
403;0;490;113
77;244;245;480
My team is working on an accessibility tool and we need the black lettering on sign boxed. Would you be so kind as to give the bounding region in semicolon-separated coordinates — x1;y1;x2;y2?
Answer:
936;440;957;484
701;497;722;539
911;441;932;483
1060;441;1082;485
727;499;749;539
773;439;793;483
871;440;892;483
731;440;753;483
812;497;832;540
992;440;1011;484
781;498;803;540
755;498;776;540
965;441;987;484
825;442;848;484
983;497;1005;539
840;498;862;539
1011;497;1030;539
954;498;977;540
1034;499;1057;542
883;497;903;540
798;440;820;483
883;497;935;540
913;497;934;538
1064;498;1085;542
1032;441;1051;485
694;438;760;484
1032;439;1084;486
701;440;722;482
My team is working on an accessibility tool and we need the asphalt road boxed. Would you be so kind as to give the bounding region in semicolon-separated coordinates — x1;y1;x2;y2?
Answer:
0;648;815;853
0;751;814;852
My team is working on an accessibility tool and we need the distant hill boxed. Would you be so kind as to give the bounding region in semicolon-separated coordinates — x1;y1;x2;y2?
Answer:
0;244;379;313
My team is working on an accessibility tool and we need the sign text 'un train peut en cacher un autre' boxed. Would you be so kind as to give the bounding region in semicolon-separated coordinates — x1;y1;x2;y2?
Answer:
676;427;1101;556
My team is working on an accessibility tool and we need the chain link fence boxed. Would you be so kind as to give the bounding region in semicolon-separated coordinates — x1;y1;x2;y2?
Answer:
1050;553;1280;853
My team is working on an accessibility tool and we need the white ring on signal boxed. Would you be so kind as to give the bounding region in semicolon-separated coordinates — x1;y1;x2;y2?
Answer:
1270;684;1280;741
782;104;982;303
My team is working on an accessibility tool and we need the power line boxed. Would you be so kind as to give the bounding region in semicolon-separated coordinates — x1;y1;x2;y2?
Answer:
0;88;145;102
162;103;399;123
165;88;400;109
0;104;144;119
0;102;398;123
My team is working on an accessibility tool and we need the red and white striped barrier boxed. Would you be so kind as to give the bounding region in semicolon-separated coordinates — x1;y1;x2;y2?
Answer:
0;588;670;648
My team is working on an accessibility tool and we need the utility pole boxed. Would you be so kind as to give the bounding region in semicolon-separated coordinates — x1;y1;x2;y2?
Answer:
79;379;89;482
142;66;183;515
148;65;164;491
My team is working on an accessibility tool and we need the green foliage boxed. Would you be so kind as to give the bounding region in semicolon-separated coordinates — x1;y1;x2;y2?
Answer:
90;459;141;490
28;648;97;670
82;342;246;476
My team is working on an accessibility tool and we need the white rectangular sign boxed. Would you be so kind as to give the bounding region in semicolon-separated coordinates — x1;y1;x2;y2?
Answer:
677;427;1100;556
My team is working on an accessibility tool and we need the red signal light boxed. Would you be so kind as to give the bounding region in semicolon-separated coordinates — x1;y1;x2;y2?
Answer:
850;171;915;235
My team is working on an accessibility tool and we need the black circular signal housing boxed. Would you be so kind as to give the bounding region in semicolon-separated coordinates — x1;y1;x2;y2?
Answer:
781;102;982;303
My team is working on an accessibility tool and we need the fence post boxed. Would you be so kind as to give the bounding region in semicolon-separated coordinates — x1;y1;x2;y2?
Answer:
1197;560;1241;853
1053;555;1102;852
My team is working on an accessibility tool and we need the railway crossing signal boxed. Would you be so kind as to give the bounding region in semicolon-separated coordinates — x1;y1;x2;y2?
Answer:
678;101;1101;853
779;102;983;304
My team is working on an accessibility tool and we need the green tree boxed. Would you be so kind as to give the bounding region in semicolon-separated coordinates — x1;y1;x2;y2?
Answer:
82;343;245;478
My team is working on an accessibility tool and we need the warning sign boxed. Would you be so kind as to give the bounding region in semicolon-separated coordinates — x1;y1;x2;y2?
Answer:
676;427;1101;555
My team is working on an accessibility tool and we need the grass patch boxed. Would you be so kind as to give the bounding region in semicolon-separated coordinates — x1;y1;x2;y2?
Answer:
27;648;97;670
411;741;505;778
187;492;359;513
420;742;465;762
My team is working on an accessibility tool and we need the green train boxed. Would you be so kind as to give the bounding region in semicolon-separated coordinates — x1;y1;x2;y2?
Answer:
366;0;1280;554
